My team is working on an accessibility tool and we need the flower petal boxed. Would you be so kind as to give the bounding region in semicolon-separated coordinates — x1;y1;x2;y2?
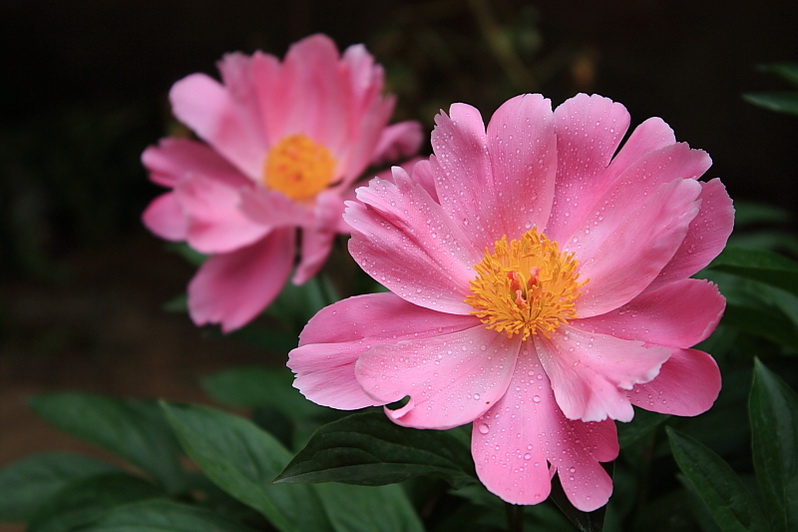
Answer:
355;323;520;430
169;73;266;180
574;278;725;348
371;120;424;165
142;192;187;241
141;138;244;188
573;178;702;317
289;293;475;410
187;229;294;332
628;348;721;416
174;175;268;254
537;325;671;422
545;94;630;240
472;351;617;510
485;94;558;241
238;186;315;229
428;103;495;251
654;178;735;285
293;191;348;284
345;168;480;314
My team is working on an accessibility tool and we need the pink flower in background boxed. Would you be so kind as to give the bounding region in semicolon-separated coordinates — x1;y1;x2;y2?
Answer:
142;34;422;332
288;93;733;510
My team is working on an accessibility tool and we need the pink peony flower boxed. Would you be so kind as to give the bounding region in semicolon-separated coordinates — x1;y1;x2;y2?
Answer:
142;34;423;332
288;93;733;510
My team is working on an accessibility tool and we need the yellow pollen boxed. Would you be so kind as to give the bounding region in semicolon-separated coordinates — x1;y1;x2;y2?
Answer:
263;134;337;201
465;228;587;340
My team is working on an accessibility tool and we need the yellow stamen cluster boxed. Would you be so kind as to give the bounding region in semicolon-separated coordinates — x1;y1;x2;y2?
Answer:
263;134;337;201
465;228;586;340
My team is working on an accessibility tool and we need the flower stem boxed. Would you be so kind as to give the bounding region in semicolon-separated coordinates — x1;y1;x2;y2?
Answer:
505;503;525;532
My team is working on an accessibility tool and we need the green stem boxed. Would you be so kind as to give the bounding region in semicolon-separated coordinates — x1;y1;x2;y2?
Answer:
505;503;525;532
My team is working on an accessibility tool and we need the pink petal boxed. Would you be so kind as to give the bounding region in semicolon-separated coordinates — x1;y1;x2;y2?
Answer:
545;94;631;241
345;169;480;314
293;190;348;285
142;192;187;241
141;138;244;188
654;178;735;285
355;323;520;430
607;117;676;171
408;159;439;202
628;348;721;416
536;325;671;422
187;229;294;332
472;351;617;510
288;293;475;410
485;94;558;241
174;175;269;254
573;178;702;317
559;141;711;247
574;278;725;348
169;73;266;180
371;120;424;165
238;186;315;229
428;103;496;252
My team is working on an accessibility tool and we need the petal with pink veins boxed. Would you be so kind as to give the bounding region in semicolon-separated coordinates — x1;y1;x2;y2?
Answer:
537;325;671;422
141;138;245;188
142;192;188;241
289;292;474;410
485;94;558;242
546;94;631;240
472;350;617;510
174;175;269;254
355;322;520;430
574;278;725;347
629;348;721;416
345;169;480;314
187;229;294;332
654;178;735;286
169;73;266;180
572;178;702;317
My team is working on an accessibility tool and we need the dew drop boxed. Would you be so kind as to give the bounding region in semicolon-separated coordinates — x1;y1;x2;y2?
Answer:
478;423;490;434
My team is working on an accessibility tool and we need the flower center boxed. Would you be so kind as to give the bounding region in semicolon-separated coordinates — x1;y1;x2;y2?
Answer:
263;134;337;201
465;228;586;340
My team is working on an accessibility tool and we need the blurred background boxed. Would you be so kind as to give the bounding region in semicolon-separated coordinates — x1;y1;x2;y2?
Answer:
1;0;797;493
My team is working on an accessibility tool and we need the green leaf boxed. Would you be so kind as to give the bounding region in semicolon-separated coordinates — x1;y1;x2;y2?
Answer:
27;472;165;532
617;408;670;449
0;452;116;521
743;91;798;116
700;270;798;350
708;247;798;296
275;411;476;489
202;365;323;416
161;402;334;532
317;483;424;532
28;394;187;494
76;499;255;532
757;62;798;87
749;359;798;531
732;200;793;227
666;427;767;532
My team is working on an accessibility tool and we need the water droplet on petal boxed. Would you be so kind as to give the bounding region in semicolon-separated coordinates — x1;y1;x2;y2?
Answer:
478;423;490;434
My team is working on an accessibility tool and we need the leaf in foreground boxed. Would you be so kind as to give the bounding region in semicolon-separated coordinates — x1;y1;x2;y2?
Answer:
276;410;476;488
749;359;798;532
667;427;767;532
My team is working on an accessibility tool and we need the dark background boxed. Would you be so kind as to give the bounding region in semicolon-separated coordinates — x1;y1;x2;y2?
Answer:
1;0;796;515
